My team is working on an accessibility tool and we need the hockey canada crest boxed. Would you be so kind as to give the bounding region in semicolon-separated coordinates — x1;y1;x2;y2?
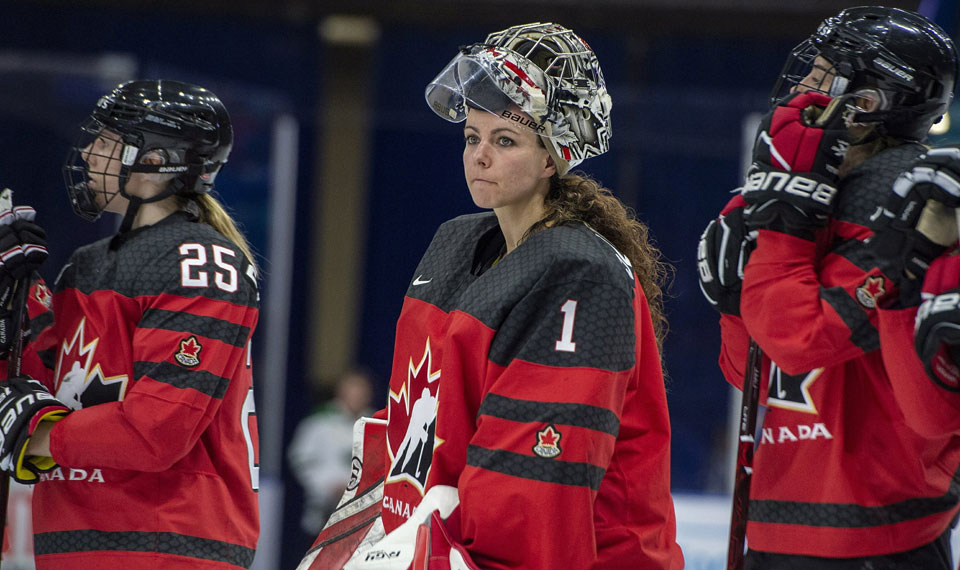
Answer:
855;276;886;309
175;336;202;367
55;318;128;410
533;425;562;458
387;338;442;493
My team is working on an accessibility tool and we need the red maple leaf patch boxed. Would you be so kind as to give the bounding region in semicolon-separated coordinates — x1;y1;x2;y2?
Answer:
855;276;886;309
533;424;562;458
175;336;202;367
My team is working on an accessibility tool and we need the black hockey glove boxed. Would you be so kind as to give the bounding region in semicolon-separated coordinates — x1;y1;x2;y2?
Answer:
0;377;69;484
0;206;48;308
914;253;960;391
742;92;853;240
868;145;960;306
698;200;756;316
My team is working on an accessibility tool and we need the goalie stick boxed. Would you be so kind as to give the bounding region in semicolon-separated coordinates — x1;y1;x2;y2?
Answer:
727;338;763;570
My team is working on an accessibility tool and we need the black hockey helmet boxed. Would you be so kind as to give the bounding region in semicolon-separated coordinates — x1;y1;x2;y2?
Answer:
63;79;233;222
770;6;958;142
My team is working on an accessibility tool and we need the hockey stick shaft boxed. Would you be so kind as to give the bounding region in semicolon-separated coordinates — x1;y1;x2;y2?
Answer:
726;338;763;570
0;276;31;567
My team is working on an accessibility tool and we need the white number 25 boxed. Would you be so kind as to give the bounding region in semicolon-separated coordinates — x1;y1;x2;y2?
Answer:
179;243;239;293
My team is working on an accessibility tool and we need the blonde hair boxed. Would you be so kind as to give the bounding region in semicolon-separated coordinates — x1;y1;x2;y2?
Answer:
837;133;903;178
524;173;671;348
181;193;258;273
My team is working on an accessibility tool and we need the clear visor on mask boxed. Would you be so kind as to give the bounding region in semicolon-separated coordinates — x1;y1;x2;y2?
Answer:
424;47;567;138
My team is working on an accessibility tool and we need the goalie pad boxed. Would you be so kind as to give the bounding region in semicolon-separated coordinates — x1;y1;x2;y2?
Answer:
297;416;388;570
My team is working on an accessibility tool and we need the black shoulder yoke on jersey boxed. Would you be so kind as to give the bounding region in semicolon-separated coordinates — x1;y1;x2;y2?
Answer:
833;143;926;228
408;212;639;371
56;211;257;306
831;142;926;271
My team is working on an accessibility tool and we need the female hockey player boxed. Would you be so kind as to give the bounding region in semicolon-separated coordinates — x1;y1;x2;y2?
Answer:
300;21;684;570
697;6;960;569
0;80;260;569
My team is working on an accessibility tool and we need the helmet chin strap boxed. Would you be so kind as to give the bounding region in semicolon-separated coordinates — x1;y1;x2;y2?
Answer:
116;179;177;234
115;145;188;233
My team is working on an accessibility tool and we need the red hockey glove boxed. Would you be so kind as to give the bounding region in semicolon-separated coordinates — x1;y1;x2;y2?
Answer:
0;377;69;484
869;145;960;306
914;253;960;391
698;195;756;316
742;92;853;240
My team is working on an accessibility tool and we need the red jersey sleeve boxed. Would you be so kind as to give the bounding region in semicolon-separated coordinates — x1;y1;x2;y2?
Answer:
876;305;960;437
48;243;259;472
741;228;884;375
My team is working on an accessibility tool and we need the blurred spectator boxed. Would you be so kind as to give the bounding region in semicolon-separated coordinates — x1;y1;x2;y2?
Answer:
287;368;374;534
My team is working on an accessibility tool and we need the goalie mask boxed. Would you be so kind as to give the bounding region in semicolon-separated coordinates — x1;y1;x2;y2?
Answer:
770;6;958;142
425;22;612;175
63;79;233;224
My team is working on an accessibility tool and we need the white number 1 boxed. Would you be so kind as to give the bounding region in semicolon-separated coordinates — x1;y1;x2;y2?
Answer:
555;299;578;353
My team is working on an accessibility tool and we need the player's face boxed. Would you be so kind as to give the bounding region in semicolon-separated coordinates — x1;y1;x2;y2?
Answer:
80;128;127;213
794;56;836;95
462;107;555;213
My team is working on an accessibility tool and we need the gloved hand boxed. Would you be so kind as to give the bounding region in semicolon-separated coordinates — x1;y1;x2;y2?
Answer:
0;377;69;484
698;196;756;316
869;145;960;305
742;92;853;239
0;205;47;359
914;252;960;392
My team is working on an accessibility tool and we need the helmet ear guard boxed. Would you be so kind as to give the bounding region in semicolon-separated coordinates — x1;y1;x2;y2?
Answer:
425;22;612;175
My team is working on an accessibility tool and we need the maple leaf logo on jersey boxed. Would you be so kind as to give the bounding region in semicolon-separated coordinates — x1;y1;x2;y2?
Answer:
175;336;202;367
387;338;441;493
855;276;886;309
34;282;52;309
533;424;562;458
54;318;128;410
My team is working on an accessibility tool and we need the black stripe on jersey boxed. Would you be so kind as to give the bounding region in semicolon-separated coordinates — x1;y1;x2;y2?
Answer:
28;311;53;342
829;239;876;274
140;309;250;347
134;361;229;398
34;529;255;568
37;347;56;371
467;444;605;490
478;393;619;436
749;483;959;528
820;286;880;353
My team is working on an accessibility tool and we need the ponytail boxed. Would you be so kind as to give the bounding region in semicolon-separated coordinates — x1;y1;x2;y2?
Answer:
182;193;258;273
524;173;671;348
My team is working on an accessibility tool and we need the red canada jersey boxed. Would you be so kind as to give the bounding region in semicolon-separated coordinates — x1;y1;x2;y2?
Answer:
381;213;683;569
719;144;960;557
22;212;260;569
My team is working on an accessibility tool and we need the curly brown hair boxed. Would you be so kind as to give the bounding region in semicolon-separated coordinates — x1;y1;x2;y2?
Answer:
524;172;672;348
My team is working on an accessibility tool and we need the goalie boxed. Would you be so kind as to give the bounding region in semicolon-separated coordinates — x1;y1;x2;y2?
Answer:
299;21;684;570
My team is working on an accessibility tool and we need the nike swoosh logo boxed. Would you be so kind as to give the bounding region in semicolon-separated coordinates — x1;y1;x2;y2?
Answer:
412;275;432;286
